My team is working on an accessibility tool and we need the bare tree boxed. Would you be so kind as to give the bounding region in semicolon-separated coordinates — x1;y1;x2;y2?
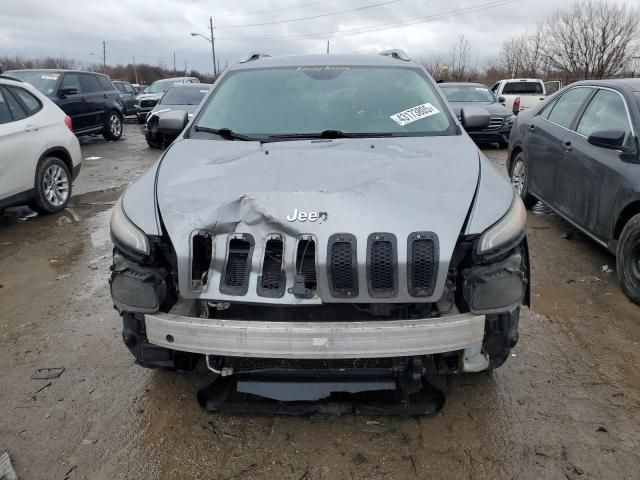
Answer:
449;34;472;80
538;0;640;80
420;54;445;79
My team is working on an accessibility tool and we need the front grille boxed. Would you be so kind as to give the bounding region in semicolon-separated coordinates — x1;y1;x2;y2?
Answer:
220;236;253;295
328;234;358;297
258;238;285;297
294;238;317;298
408;233;438;297
486;116;505;130
368;234;397;297
140;99;157;108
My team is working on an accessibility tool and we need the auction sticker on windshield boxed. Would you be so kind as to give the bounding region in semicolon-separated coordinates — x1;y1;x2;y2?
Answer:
390;103;440;126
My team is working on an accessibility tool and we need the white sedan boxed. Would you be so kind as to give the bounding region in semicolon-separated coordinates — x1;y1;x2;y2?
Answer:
0;75;81;214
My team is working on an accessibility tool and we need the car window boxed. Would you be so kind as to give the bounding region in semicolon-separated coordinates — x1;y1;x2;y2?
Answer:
79;74;102;93
195;66;455;137
441;86;495;102
10;86;42;115
0;88;14;124
577;89;633;145
491;82;499;93
125;84;135;94
96;76;113;91
502;82;544;95
114;82;127;93
545;87;593;129
2;87;28;121
539;98;558;120
148;80;179;94
61;73;82;93
160;86;209;105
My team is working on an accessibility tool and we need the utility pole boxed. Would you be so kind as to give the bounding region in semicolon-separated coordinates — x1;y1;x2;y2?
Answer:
184;59;188;76
102;40;106;73
209;16;217;77
173;52;176;76
133;56;138;84
326;41;330;54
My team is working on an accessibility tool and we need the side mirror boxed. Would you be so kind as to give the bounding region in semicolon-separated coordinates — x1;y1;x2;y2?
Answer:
498;96;506;104
587;130;625;150
58;86;78;97
157;110;189;135
460;106;491;131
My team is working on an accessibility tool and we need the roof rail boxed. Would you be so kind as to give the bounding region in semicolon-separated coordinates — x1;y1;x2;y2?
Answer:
0;75;22;82
239;52;271;64
377;49;410;61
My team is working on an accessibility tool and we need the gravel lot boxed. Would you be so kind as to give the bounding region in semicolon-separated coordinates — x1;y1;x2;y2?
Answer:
1;123;639;479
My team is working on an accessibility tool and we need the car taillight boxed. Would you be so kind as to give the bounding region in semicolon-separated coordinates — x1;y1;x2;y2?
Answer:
512;97;521;115
64;115;73;132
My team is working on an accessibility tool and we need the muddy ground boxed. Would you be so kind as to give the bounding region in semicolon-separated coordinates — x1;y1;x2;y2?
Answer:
1;124;639;480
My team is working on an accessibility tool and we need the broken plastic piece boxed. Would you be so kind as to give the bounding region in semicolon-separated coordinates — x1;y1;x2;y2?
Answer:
31;367;65;380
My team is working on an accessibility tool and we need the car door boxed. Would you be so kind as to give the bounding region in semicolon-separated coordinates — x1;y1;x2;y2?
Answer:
0;86;44;200
554;88;636;241
56;72;90;131
78;73;105;129
524;86;595;203
124;83;137;112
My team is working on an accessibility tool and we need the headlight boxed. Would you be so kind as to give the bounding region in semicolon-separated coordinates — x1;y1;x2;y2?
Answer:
477;193;526;256
110;196;150;256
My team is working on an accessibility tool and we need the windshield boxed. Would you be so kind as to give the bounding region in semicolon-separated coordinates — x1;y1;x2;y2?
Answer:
5;70;61;96
441;85;495;103
502;82;544;95
147;79;180;94
194;66;454;138
160;86;209;105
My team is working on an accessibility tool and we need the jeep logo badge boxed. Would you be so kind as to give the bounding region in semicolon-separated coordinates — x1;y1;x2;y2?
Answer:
286;209;327;223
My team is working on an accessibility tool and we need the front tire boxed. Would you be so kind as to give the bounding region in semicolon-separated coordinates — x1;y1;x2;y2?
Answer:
103;111;123;141
509;153;537;209
29;157;71;214
616;214;640;305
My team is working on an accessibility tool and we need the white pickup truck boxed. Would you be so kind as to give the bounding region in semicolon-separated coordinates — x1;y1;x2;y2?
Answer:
491;78;560;114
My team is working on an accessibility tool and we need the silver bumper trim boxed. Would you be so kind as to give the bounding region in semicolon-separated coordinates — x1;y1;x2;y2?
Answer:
144;312;486;359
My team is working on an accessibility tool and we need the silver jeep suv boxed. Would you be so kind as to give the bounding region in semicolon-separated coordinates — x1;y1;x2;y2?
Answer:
109;51;529;404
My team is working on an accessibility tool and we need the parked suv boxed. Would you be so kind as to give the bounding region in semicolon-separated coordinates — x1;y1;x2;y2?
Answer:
440;82;515;147
112;80;139;117
0;75;81;213
136;77;199;123
110;52;530;405
4;69;125;140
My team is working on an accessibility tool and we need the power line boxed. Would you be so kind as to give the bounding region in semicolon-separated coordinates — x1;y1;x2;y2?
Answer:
218;0;520;41
215;0;337;17
215;0;406;29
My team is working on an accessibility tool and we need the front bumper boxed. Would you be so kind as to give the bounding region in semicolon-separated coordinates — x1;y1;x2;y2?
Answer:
144;309;486;362
469;126;512;144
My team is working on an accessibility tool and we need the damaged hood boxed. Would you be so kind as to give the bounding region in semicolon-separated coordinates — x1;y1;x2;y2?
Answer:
154;135;482;303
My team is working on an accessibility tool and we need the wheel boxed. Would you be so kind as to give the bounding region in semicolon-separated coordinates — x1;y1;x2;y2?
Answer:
29;157;71;214
145;118;163;149
509;152;537;209
103;111;123;141
616;213;640;305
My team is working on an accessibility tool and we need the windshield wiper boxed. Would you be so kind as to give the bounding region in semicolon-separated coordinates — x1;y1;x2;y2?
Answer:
193;126;258;141
264;130;394;142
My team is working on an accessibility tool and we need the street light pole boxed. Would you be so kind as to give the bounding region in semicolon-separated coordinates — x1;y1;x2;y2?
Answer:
210;16;217;77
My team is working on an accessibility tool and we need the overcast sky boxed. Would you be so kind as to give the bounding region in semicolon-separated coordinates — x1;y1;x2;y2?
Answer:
0;0;635;74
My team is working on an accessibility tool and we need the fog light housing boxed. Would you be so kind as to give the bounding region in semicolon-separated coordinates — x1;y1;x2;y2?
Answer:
463;253;525;314
110;252;167;313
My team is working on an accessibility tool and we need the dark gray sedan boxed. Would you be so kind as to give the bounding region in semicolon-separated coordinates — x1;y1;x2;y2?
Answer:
508;79;640;304
143;83;211;148
440;82;515;147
